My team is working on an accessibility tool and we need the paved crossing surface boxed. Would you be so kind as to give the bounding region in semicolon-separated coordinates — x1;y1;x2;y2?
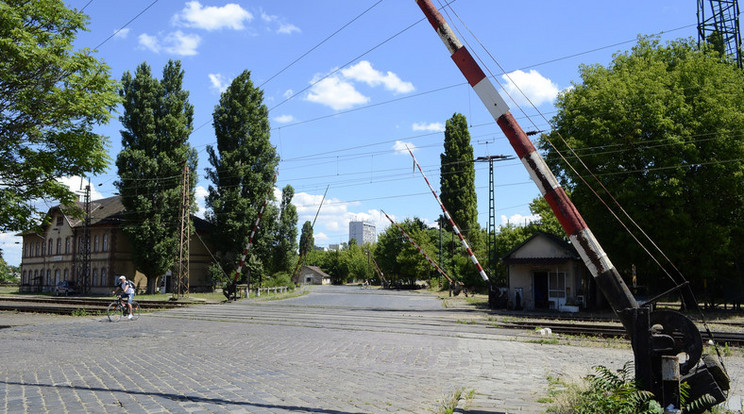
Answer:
1;285;742;413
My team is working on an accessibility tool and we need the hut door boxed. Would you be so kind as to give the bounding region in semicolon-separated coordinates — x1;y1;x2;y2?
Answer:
534;271;549;309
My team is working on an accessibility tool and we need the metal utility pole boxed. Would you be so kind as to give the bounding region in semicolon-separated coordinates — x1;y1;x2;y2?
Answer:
698;0;742;67
76;182;91;295
475;154;514;279
174;165;190;298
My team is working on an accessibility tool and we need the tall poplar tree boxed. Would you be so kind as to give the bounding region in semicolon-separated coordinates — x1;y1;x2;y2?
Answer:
440;113;478;239
299;221;314;257
206;70;278;284
116;60;197;293
271;185;298;274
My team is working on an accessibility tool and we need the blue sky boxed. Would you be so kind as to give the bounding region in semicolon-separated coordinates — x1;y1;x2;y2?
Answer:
1;1;698;266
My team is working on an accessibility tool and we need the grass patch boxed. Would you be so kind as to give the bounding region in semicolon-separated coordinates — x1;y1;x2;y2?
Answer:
527;338;560;345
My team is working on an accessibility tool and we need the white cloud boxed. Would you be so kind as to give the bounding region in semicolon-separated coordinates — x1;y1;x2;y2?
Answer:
174;1;253;31
208;73;229;93
260;10;300;35
138;33;160;53
194;185;208;218
274;114;295;123
164;31;201;55
306;75;369;111
412;122;444;132
306;62;414;110
500;69;559;107
138;31;201;56
277;23;300;35
113;28;130;39
392;140;416;155
341;61;414;94
500;213;540;226
283;89;294;99
57;176;104;200
0;232;23;266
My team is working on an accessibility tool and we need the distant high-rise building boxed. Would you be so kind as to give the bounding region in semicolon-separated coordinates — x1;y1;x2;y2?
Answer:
348;220;376;245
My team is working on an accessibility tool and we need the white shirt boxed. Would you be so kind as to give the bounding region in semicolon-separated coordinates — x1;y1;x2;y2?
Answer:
119;280;134;294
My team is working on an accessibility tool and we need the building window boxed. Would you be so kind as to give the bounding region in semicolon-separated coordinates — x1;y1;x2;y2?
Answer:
22;270;27;284
35;242;39;257
92;268;98;286
48;239;53;256
93;235;99;252
56;238;61;255
102;234;109;252
33;270;38;284
548;272;566;299
101;268;107;287
54;269;60;284
47;269;52;285
65;237;70;254
64;268;69;281
56;216;63;226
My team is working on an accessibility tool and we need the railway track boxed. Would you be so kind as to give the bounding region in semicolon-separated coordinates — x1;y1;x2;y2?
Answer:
0;295;193;315
495;319;744;347
3;295;742;346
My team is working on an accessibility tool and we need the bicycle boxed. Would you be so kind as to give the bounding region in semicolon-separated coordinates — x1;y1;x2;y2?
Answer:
107;295;140;322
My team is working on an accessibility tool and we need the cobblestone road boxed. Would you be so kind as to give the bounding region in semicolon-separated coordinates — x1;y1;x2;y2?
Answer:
1;285;742;413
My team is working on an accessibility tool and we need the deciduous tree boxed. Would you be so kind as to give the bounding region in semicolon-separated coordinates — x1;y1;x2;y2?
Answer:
0;0;119;231
540;36;744;296
206;70;278;285
440;113;478;239
116;60;197;293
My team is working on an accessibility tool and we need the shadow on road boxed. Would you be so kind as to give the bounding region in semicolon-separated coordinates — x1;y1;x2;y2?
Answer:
2;380;371;414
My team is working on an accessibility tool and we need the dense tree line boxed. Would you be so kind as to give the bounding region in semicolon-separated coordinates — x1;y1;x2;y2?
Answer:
539;36;744;305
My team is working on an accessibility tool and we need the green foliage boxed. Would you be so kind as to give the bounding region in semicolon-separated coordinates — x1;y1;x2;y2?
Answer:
299;221;314;257
271;185;298;274
440;113;478;239
0;0;120;232
116;60;198;293
375;217;437;285
205;69;278;286
263;272;292;288
540;35;744;296
0;254;19;284
546;363;660;414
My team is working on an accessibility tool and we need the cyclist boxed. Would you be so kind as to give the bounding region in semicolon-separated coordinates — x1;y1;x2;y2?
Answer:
113;275;135;319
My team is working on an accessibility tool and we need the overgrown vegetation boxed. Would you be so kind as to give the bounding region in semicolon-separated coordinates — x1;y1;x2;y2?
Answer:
435;388;475;414
543;363;742;414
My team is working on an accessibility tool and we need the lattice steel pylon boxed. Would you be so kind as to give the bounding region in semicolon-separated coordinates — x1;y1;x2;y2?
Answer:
475;154;513;279
698;0;743;67
174;165;190;298
78;183;92;295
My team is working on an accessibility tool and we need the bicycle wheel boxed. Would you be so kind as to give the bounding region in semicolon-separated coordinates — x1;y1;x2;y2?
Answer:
107;302;122;322
129;302;140;321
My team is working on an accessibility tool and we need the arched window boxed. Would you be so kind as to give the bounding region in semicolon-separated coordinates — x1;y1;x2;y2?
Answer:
56;238;61;254
54;269;60;284
35;242;39;256
65;237;71;254
33;270;38;283
101;268;107;287
47;269;52;285
64;268;69;281
93;235;99;252
102;234;109;251
48;239;53;256
92;268;99;286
